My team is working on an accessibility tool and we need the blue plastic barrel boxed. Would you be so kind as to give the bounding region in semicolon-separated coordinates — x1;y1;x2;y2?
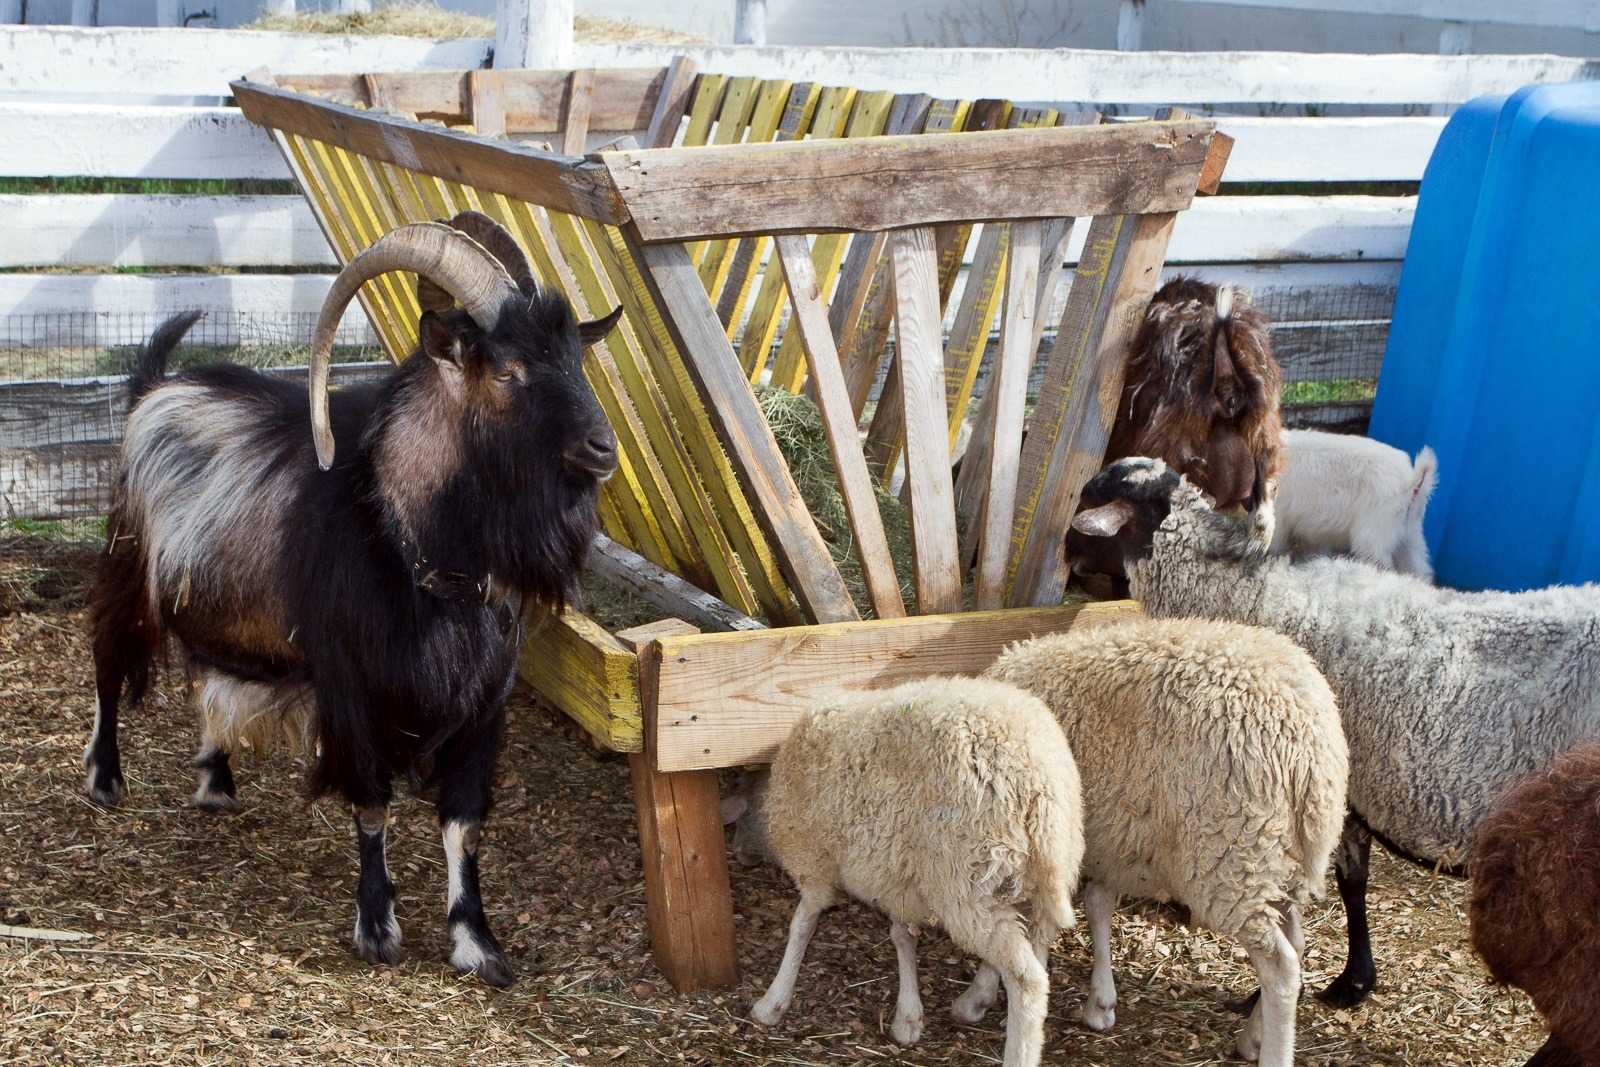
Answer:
1368;83;1600;592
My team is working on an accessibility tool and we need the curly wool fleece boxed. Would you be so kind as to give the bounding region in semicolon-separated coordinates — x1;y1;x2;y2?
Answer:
987;617;1347;949
1133;479;1600;867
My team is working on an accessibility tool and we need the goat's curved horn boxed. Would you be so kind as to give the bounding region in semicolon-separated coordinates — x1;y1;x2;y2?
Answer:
417;211;538;313
309;222;520;470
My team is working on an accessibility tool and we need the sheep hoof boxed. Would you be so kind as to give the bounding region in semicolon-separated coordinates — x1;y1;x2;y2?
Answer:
891;1012;923;1046
1081;1000;1115;1032
950;993;992;1025
750;997;786;1027
1236;1027;1262;1062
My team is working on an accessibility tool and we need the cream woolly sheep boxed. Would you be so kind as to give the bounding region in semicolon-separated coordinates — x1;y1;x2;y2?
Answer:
720;677;1083;1067
1071;456;1600;1008
1271;429;1437;579
984;619;1347;1067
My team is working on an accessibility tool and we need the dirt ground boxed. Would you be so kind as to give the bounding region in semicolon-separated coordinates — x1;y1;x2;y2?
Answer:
0;602;1546;1067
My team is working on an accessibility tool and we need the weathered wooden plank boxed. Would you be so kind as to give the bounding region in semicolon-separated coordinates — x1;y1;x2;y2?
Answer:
704;78;796;330
889;227;961;615
620;617;739;992
231;80;626;225
643;56;698;149
605;118;1215;243
559;69;596;156
518;608;642;751
1009;211;1179;607
467;69;507;137
690;75;763;277
974;219;1041;610
588;534;766;633
623;232;858;624
650;600;1142;772
0;441;116;520
773;234;906;620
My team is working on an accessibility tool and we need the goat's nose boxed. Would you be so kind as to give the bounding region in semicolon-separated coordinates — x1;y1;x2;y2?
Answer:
566;427;618;477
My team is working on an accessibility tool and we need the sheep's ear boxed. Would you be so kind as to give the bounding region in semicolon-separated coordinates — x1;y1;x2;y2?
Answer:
578;305;624;348
719;795;749;826
1072;499;1137;538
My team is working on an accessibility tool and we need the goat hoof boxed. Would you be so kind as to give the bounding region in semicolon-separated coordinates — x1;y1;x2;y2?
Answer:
462;951;515;989
353;919;403;967
890;1013;924;1046
192;785;240;812
1315;970;1374;1009
84;767;124;808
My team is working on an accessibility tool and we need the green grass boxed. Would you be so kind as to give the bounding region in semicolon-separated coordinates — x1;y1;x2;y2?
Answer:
1282;377;1378;406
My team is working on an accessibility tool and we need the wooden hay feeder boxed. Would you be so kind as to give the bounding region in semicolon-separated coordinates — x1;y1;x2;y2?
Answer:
233;59;1231;992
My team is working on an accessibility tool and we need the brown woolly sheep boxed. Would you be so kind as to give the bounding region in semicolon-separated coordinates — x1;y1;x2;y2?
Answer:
1470;744;1600;1067
1067;275;1285;585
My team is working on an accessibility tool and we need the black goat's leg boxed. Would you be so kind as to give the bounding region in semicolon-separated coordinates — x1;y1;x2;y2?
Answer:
1317;818;1377;1007
351;796;402;966
435;706;514;988
1525;1034;1583;1067
83;670;125;807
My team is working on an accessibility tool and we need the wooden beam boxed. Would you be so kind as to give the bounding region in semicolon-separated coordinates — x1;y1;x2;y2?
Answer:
974;219;1041;610
622;230;859;624
467;70;507;137
773;234;907;620
588;533;766;632
1008;211;1179;607
889;227;961;615
559;68;594;155
621;620;739;992
650;601;1141;772
603;119;1216;242
643;56;698;149
517;609;642;751
230;79;626;224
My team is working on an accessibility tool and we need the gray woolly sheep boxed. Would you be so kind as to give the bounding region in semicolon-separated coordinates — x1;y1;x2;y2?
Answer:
985;618;1347;1067
1071;455;1600;1008
1271;429;1437;579
721;677;1083;1067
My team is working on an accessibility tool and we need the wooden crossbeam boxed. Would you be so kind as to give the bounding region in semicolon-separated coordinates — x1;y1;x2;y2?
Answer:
587;533;766;632
559;69;595;155
644;56;698;149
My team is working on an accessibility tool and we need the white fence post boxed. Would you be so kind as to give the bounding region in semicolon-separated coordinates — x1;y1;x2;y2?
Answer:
70;0;95;26
334;0;372;12
1117;0;1145;50
734;0;767;45
496;0;574;69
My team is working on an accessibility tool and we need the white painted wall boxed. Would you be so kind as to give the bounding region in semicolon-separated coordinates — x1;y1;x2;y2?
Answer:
10;0;1600;56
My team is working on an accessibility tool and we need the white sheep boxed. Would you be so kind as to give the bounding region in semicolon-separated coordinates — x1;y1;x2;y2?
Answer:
1070;455;1600;1007
720;677;1083;1067
1270;429;1437;579
984;618;1347;1067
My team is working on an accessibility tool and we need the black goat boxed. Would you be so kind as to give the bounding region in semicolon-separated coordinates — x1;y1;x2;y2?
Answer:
85;213;622;987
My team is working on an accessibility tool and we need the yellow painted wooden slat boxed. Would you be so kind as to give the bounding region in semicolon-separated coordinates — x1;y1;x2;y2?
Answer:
517;609;642;751
284;134;407;363
689;76;762;272
314;142;417;354
738;85;859;384
345;150;423;351
585;215;802;624
543;209;765;612
680;73;727;148
765;89;895;393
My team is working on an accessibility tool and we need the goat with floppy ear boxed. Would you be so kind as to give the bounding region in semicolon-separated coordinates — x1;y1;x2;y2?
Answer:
1066;276;1284;586
86;211;622;987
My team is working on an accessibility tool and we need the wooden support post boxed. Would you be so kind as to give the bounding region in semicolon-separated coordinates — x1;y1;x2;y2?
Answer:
733;0;767;44
644;56;699;149
619;620;739;993
1117;0;1145;50
468;70;507;137
496;0;573;70
559;69;594;155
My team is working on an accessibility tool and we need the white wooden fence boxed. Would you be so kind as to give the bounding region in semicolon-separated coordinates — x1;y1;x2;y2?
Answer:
2;25;1594;519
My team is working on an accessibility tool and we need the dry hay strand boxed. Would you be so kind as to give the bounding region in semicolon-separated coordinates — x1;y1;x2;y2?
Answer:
0;521;101;616
247;0;706;43
0;595;1547;1066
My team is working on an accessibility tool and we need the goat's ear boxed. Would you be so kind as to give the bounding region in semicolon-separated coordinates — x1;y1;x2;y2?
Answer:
719;794;749;826
419;311;468;371
1072;499;1137;538
578;305;624;348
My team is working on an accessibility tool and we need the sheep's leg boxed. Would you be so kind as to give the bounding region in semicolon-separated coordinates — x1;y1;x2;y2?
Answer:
952;963;1002;1024
888;922;925;1045
1080;881;1118;1031
752;885;833;1026
1241;902;1307;1057
1237;926;1300;1067
436;711;514;988
954;915;1049;1067
1318;819;1376;1007
351;800;402;966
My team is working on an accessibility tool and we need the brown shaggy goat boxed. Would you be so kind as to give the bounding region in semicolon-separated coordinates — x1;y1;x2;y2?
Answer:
1470;744;1600;1067
1067;276;1285;585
